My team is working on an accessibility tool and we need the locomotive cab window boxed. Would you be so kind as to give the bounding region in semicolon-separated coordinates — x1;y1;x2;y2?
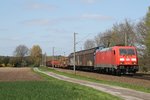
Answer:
119;49;135;55
128;49;135;55
119;49;127;55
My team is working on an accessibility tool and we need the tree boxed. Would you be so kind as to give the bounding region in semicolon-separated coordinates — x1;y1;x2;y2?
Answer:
14;45;29;58
111;19;136;46
95;30;112;47
3;56;10;67
94;20;135;48
145;7;150;57
30;45;42;67
135;19;148;56
141;7;150;71
84;39;95;50
9;57;19;67
0;56;3;66
13;45;29;67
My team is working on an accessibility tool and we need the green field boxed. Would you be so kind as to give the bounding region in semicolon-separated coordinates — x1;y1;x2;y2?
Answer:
0;69;121;100
39;67;150;93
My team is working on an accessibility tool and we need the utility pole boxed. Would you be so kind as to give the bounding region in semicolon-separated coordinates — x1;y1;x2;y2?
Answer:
80;47;82;51
125;19;129;46
64;52;65;57
74;32;77;74
125;32;127;46
52;47;54;68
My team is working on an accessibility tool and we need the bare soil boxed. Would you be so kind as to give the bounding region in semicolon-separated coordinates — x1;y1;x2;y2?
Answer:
55;68;150;88
0;67;43;81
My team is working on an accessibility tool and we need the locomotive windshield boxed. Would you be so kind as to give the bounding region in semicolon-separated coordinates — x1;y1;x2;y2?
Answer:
119;49;135;55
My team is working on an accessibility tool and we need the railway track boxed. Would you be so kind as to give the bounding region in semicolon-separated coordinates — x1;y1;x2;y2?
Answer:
124;73;150;81
60;67;150;81
59;67;150;81
53;67;150;88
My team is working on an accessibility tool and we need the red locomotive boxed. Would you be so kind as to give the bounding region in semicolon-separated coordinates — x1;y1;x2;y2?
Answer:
68;46;139;75
95;46;138;75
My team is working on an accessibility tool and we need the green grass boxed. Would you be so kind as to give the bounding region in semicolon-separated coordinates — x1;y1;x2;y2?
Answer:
0;70;121;100
39;67;150;93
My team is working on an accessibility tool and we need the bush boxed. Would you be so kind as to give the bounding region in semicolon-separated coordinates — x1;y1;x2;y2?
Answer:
0;64;3;67
7;64;13;67
140;66;148;72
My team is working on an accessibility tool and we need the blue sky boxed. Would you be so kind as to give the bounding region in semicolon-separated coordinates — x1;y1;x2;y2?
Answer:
0;0;149;56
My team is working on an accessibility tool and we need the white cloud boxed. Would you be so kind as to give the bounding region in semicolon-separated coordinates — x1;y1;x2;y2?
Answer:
80;14;113;20
58;14;113;21
81;0;97;4
21;14;113;26
26;2;57;11
0;28;8;31
47;28;70;34
70;0;98;4
22;19;54;26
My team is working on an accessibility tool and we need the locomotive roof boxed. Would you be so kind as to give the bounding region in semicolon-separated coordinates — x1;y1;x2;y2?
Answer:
69;46;104;56
68;46;136;57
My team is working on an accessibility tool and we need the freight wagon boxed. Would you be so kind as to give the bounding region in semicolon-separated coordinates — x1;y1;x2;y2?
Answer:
68;47;101;70
46;60;60;67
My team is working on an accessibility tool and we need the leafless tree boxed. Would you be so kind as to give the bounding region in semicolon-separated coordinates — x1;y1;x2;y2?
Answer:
14;45;29;57
95;30;112;47
13;45;29;67
84;39;95;50
94;20;135;48
111;19;136;46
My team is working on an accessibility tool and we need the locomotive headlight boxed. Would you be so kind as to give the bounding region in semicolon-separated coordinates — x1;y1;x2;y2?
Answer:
120;58;125;61
131;58;136;61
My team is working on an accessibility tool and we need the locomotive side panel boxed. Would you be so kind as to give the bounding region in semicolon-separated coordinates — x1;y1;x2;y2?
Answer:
95;48;117;68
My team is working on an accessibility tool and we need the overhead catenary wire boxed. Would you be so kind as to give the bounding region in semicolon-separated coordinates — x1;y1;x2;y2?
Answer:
51;32;98;56
76;32;98;51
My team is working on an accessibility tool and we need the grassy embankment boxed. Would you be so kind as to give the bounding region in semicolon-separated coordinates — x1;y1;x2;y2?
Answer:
0;68;121;100
39;67;150;93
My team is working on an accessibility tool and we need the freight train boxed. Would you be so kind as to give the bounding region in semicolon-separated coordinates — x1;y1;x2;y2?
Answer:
48;46;139;75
